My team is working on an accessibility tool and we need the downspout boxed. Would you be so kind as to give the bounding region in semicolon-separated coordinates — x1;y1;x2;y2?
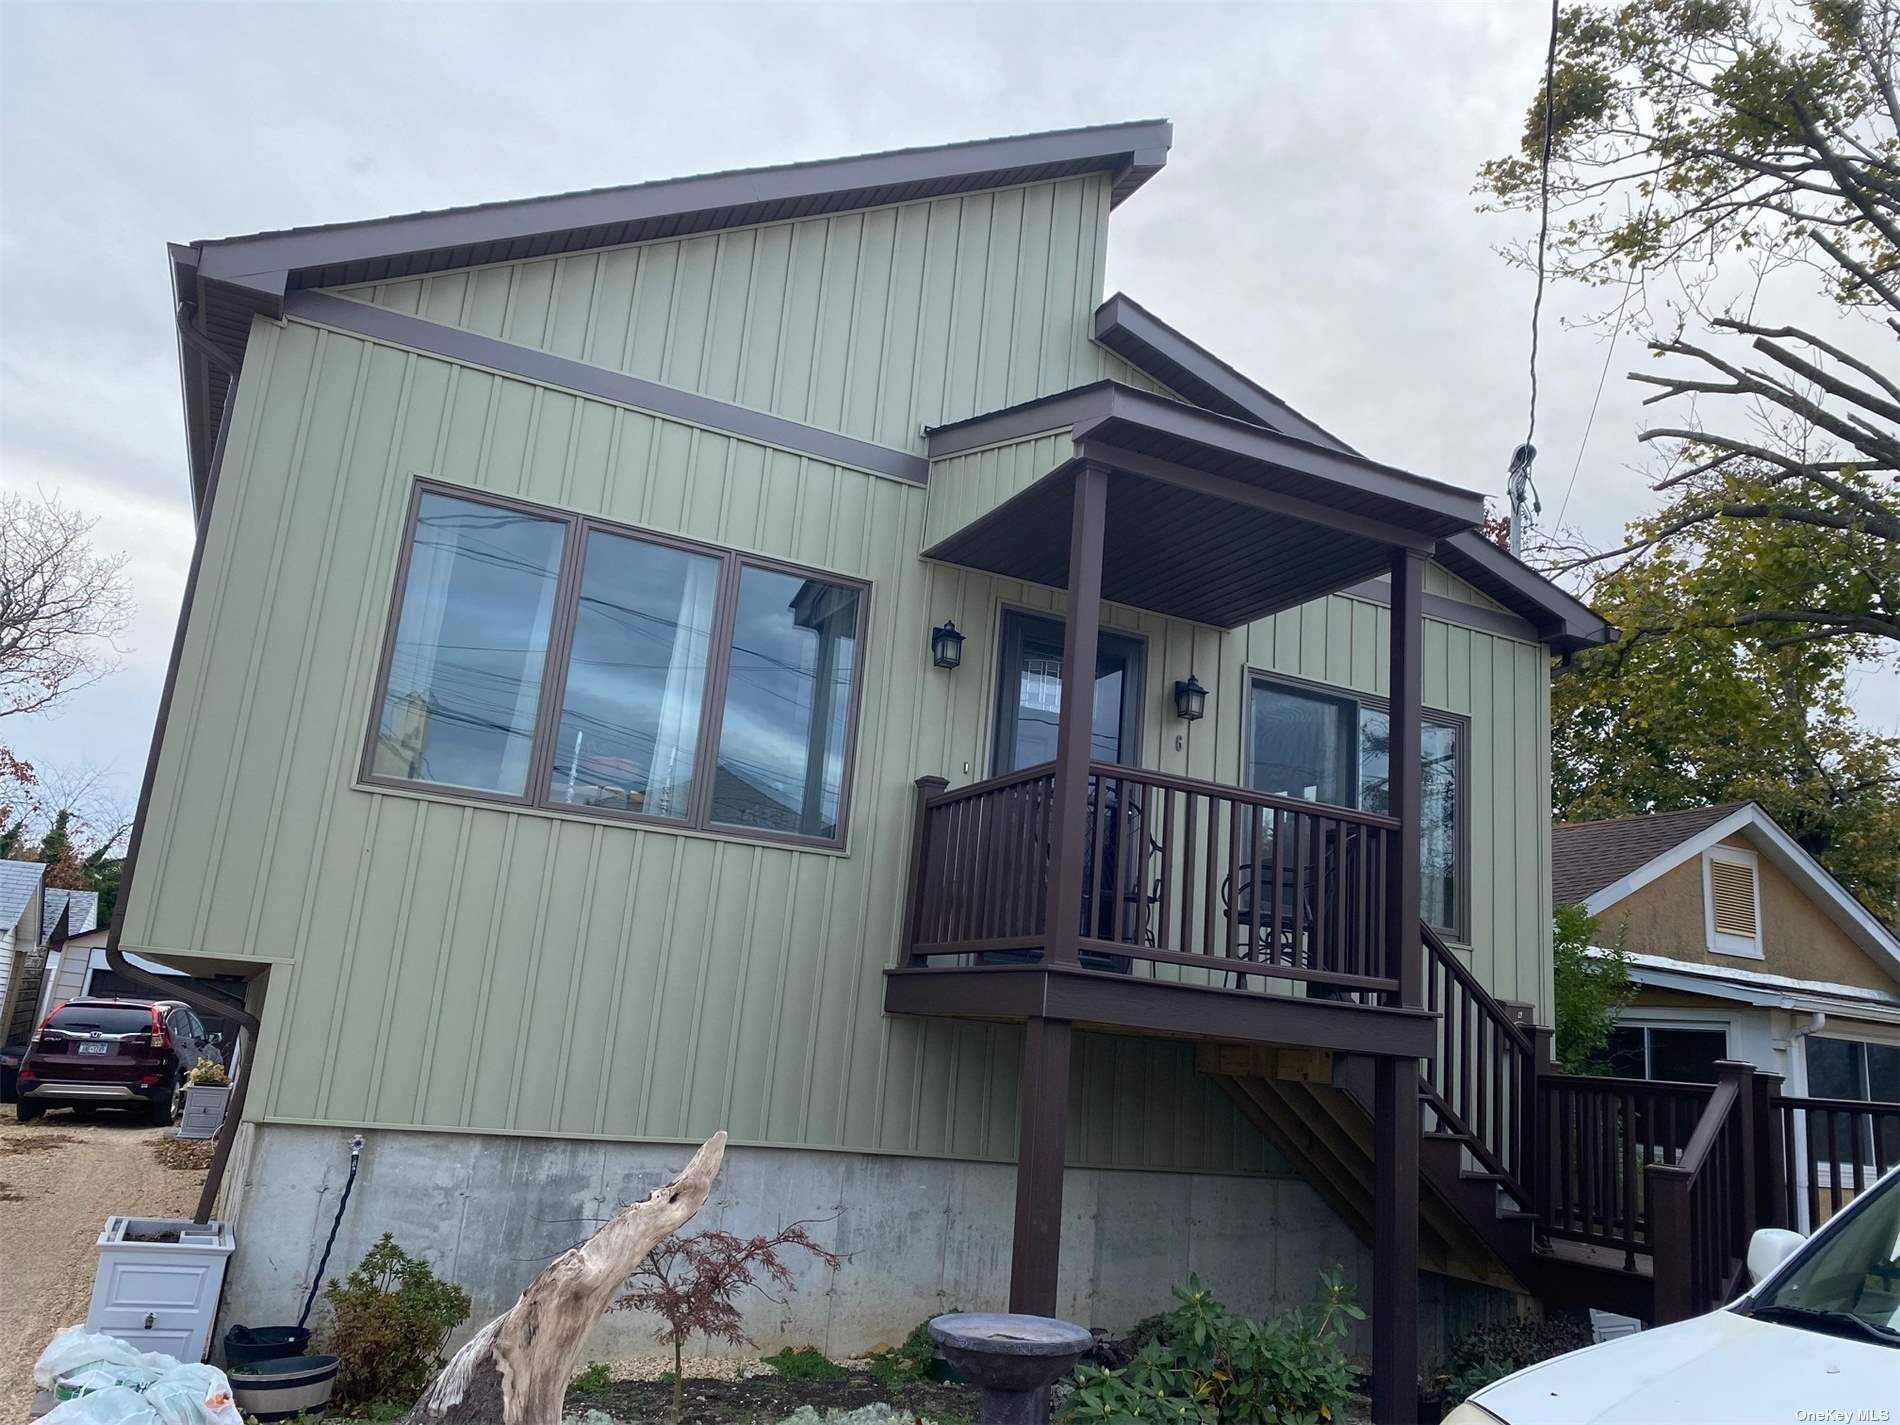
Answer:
106;945;258;1226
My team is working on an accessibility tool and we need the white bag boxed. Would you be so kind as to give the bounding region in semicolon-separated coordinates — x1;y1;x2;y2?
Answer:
33;1327;179;1391
142;1364;243;1425
37;1386;157;1425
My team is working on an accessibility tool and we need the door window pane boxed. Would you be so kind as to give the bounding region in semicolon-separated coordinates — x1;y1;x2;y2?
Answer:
710;567;861;838
372;493;565;795
547;530;720;816
1248;684;1356;805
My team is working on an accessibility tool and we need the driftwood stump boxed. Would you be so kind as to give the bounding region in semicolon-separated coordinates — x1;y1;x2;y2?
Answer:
405;1131;727;1425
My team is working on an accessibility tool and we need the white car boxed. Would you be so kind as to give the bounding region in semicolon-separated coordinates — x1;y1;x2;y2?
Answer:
1447;1164;1900;1425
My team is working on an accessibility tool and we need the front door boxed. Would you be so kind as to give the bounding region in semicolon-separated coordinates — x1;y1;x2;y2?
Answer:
993;611;1144;773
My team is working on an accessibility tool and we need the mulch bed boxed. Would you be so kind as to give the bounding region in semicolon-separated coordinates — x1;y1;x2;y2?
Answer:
573;1367;979;1424
152;1136;216;1171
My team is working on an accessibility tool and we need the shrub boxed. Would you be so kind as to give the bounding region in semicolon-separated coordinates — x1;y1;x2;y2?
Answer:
867;1312;947;1388
185;1057;227;1087
1441;1315;1594;1402
1064;1269;1364;1424
569;1360;612;1395
320;1233;471;1408
763;1345;848;1380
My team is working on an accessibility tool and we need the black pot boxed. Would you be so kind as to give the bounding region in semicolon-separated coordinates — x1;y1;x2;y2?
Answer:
224;1325;313;1368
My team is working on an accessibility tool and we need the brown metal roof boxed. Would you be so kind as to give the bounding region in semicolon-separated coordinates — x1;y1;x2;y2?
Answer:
1552;804;1747;905
926;384;1487;629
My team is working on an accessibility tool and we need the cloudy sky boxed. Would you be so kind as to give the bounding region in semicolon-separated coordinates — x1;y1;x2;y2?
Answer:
2;0;1892;819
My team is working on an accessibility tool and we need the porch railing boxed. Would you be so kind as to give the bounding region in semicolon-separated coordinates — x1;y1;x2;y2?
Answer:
1422;925;1535;1207
1536;1073;1715;1268
1769;1093;1900;1232
902;762;1399;1000
1649;1065;1752;1321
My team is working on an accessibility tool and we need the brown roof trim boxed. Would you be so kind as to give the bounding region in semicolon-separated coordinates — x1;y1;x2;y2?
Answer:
287;290;930;483
930;381;1484;535
195;121;1173;288
1092;293;1356;452
171;120;1172;505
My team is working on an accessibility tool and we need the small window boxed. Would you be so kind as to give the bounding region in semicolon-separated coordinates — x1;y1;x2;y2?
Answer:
1806;1036;1900;1164
365;483;869;847
1702;847;1762;957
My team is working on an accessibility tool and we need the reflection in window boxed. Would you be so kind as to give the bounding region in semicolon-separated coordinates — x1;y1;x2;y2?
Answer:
1249;680;1463;935
1249;684;1356;805
710;567;861;839
547;530;720;816
372;493;565;794
1604;1024;1728;1083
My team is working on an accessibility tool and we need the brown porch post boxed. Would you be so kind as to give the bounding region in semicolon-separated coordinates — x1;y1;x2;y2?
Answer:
1009;1015;1074;1314
1044;462;1108;966
1385;546;1425;1006
1372;1053;1420;1425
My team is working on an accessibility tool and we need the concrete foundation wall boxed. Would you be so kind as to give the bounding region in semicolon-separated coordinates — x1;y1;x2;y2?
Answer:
217;1123;1514;1369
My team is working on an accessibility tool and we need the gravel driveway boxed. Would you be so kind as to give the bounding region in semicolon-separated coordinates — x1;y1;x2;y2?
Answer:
0;1110;208;1418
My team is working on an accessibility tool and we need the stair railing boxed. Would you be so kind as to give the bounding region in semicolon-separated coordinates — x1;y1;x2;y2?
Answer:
1420;924;1536;1210
1648;1060;1756;1323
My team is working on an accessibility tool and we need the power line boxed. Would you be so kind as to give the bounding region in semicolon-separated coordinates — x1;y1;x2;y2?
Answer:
1510;0;1562;557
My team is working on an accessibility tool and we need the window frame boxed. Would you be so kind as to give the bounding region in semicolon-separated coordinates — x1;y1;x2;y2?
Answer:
1607;1018;1732;1082
1243;670;1472;943
1701;844;1764;959
359;479;872;850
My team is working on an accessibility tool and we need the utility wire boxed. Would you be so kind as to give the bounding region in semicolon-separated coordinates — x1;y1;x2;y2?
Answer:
1510;0;1562;553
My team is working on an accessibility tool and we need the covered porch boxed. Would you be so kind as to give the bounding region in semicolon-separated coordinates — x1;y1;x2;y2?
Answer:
886;383;1487;1422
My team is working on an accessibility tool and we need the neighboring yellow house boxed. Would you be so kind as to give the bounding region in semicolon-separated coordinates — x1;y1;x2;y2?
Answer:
1555;802;1899;1094
1554;802;1899;1225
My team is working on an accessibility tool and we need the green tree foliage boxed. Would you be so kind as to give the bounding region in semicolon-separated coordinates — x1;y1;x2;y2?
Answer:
1554;544;1900;924
1480;0;1898;652
1553;903;1637;1071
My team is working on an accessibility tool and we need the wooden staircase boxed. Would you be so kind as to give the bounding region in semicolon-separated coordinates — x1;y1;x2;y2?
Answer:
1200;923;1773;1326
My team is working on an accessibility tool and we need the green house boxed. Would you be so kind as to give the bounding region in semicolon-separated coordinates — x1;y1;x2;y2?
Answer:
123;122;1662;1417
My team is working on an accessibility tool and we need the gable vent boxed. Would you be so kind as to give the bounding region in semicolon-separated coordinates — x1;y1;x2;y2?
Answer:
1709;859;1758;939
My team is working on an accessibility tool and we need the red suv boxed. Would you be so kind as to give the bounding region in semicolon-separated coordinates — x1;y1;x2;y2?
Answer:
15;999;220;1125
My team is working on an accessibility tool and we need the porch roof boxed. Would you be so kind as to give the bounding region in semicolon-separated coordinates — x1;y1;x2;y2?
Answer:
924;383;1486;629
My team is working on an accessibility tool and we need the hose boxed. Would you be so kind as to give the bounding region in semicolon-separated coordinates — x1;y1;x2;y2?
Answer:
298;1135;365;1330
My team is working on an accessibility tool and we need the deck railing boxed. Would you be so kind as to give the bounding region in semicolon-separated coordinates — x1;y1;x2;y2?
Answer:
902;762;1399;1000
1422;925;1535;1206
1769;1093;1900;1232
1536;1073;1715;1268
1650;1064;1753;1321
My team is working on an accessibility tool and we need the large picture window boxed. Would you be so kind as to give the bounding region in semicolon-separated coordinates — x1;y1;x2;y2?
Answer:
1246;676;1467;938
366;483;869;847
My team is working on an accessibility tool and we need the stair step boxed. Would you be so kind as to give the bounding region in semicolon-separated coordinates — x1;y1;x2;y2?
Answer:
1461;1170;1509;1183
1497;1208;1540;1222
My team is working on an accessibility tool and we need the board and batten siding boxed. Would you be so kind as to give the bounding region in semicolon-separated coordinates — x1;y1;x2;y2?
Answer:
122;315;1280;1176
922;432;1075;550
330;174;1168;459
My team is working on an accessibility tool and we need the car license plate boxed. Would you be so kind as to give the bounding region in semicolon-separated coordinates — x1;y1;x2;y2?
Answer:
78;1042;110;1055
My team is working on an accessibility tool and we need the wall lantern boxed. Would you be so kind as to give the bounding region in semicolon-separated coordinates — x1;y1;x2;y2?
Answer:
1173;675;1208;722
931;621;966;670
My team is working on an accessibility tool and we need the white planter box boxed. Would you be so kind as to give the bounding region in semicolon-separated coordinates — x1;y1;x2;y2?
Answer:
178;1084;231;1140
86;1216;236;1364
